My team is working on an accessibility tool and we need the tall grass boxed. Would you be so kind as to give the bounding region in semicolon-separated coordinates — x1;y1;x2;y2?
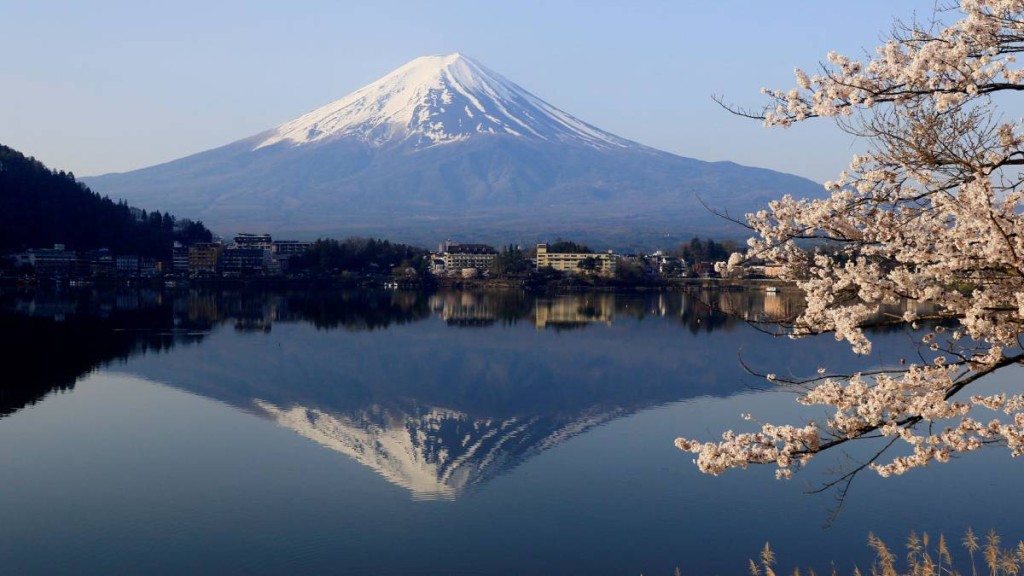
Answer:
741;529;1024;576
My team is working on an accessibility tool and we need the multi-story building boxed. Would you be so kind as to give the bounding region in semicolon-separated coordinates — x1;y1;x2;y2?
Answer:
188;243;223;276
219;247;268;275
85;248;115;278
535;243;616;276
140;258;159;277
116;255;140;275
271;240;313;257
651;251;686;277
441;243;497;273
233;234;273;250
270;240;312;274
172;243;190;274
27;245;78;276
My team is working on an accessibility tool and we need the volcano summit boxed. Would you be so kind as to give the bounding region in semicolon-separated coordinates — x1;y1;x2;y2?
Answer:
256;53;633;152
84;54;822;246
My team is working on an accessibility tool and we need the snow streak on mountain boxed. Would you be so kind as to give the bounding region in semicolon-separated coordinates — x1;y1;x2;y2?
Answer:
255;53;635;151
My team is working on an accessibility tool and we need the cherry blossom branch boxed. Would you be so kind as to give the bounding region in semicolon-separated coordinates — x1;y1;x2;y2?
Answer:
680;1;1024;488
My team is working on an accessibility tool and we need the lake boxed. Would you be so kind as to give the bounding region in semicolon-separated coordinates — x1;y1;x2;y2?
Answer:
1;287;1020;575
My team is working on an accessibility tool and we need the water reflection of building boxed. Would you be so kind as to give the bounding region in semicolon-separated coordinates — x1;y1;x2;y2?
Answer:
762;290;801;321
895;299;938;318
714;291;761;321
9;286;945;504
430;292;498;326
186;291;221;324
534;294;615;329
709;289;803;324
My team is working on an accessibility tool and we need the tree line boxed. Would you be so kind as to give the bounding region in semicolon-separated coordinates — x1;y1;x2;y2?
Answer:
0;144;212;258
288;237;430;277
671;237;741;265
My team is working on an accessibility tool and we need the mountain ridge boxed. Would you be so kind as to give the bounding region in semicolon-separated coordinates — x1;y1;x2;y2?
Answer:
83;53;824;248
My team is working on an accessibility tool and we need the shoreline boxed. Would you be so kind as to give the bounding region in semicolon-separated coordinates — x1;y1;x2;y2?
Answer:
0;273;798;297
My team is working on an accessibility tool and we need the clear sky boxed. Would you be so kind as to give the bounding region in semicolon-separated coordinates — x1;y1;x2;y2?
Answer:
1;1;930;184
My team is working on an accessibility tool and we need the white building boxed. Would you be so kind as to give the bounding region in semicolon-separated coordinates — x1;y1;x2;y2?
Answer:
535;244;615;276
440;242;497;274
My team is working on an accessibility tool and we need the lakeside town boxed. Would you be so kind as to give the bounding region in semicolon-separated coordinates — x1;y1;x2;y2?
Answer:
1;232;782;288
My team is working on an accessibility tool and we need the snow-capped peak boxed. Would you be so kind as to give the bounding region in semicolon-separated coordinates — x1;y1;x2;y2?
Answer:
255;53;635;151
252;398;622;500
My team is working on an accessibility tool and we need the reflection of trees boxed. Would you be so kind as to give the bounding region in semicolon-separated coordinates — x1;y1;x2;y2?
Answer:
3;285;921;501
154;288;889;501
175;288;436;333
0;286;820;421
0;291;202;416
677;289;805;334
678;297;737;334
287;290;431;331
0;287;432;418
429;290;808;333
490;289;532;325
0;288;440;420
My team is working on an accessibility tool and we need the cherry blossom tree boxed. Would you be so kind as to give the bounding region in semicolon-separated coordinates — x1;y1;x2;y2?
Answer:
675;0;1024;483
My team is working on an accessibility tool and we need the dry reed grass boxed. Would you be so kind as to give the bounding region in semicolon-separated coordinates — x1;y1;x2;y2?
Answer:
738;529;1024;576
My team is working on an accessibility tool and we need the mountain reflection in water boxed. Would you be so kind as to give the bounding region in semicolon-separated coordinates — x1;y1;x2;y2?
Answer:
1;287;911;499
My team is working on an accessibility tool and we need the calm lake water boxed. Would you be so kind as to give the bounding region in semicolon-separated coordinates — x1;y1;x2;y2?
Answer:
1;287;1021;575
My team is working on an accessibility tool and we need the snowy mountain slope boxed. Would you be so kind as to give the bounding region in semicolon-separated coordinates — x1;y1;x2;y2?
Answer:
83;53;824;245
255;400;621;500
255;53;635;151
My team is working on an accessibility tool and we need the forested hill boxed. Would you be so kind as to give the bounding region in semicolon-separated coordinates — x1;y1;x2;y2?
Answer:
0;144;212;257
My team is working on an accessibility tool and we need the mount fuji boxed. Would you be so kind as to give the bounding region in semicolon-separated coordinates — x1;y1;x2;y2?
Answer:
84;53;823;246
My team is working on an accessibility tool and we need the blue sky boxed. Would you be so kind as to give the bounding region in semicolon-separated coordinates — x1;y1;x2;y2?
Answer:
1;1;927;183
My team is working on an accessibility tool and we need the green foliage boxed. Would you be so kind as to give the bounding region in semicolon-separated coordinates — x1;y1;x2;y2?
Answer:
546;239;592;254
614;258;646;281
531;265;565;281
175;218;214;245
490;244;531;278
286;290;431;331
674;237;740;266
0;144;212;257
576;256;601;271
288;237;429;277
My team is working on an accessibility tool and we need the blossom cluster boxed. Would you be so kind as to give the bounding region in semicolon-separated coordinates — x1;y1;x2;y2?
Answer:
682;1;1024;480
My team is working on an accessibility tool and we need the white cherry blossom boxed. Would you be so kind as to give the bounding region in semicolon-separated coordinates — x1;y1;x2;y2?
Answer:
679;0;1024;482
